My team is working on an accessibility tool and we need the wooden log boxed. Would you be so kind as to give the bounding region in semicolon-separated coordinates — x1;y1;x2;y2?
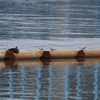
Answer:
0;50;100;60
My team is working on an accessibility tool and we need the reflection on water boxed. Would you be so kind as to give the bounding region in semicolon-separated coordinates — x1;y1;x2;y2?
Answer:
94;63;99;100
0;0;100;99
0;59;100;99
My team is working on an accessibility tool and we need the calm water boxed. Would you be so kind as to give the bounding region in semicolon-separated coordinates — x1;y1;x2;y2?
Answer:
0;0;100;100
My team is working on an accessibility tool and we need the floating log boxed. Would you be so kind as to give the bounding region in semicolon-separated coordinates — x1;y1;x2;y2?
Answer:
0;50;100;60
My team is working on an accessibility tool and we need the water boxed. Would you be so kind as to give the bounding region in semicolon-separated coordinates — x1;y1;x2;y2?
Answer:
0;0;100;100
0;0;100;51
0;59;100;100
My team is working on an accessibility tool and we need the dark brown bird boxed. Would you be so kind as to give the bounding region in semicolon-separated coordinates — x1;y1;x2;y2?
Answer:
8;46;19;54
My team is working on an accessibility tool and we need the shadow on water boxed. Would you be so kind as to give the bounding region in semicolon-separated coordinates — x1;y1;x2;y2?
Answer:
0;58;100;99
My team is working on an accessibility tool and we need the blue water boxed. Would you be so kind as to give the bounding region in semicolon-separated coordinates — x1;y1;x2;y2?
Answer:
0;0;100;51
0;0;100;100
0;59;100;100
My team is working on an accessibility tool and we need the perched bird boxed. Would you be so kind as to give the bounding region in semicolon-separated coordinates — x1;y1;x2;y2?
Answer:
39;48;43;51
8;46;19;54
50;47;56;51
79;46;87;50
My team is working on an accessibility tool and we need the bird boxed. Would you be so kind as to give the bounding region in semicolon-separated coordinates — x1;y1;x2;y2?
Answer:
8;46;19;54
39;48;43;51
50;47;56;51
79;46;87;50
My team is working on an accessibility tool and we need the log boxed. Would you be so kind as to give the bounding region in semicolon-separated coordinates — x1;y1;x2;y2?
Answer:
0;50;100;60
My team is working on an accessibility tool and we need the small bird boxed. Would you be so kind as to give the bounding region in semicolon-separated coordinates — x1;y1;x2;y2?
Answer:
50;47;56;51
79;46;87;50
39;48;43;51
8;46;19;54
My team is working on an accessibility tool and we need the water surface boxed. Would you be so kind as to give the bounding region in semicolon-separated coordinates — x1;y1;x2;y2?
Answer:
0;59;100;100
0;0;100;51
0;0;100;100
